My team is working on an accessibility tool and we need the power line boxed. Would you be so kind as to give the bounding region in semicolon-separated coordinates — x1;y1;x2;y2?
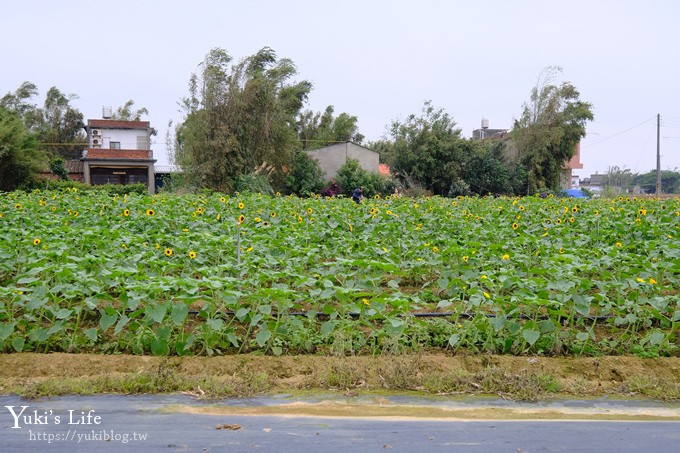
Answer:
581;117;656;148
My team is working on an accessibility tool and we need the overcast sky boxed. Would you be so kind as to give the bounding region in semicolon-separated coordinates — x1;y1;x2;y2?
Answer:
2;0;679;176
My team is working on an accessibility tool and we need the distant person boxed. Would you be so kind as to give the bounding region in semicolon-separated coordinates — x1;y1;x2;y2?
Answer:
352;186;364;203
393;187;400;198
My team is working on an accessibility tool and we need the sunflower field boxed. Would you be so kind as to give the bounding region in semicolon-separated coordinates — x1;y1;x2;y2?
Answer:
1;189;679;357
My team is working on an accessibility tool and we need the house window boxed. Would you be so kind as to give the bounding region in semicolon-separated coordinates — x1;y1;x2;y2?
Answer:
110;142;121;149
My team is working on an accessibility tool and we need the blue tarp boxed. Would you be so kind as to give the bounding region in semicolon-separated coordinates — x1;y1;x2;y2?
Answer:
562;188;588;198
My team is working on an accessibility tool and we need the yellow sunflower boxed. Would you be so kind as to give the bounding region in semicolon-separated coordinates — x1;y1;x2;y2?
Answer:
146;209;155;216
188;251;197;259
33;238;41;246
164;248;173;257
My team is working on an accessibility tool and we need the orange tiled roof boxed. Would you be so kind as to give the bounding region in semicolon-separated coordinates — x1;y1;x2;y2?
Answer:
84;149;151;159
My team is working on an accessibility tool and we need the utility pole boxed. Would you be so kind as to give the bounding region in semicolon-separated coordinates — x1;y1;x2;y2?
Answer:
656;113;661;195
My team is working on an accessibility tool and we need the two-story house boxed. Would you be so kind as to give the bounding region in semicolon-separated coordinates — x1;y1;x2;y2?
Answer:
81;114;156;194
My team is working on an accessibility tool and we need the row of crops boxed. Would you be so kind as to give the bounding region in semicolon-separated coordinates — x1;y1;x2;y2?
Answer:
1;189;679;356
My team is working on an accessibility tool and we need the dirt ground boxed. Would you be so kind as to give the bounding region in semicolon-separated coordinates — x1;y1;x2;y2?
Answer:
2;353;679;420
1;352;679;400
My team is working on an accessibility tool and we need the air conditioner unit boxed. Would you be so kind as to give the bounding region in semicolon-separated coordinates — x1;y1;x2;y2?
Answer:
92;129;102;136
92;138;101;145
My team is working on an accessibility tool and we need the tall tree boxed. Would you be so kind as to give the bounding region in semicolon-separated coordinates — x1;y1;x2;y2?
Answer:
0;106;43;191
176;47;312;192
512;67;594;193
296;105;364;149
1;83;86;161
34;87;86;160
462;141;515;195
387;100;467;196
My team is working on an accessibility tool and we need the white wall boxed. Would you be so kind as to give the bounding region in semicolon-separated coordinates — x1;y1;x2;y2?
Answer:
94;129;150;149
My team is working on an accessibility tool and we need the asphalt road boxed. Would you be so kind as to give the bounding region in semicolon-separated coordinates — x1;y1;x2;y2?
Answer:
1;394;679;452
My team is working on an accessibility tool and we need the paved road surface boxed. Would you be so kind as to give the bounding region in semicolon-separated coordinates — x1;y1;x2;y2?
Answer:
1;394;679;452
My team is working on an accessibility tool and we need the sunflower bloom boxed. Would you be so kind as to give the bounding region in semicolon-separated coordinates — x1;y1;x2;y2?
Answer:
462;256;469;263
483;292;491;299
123;209;130;217
649;278;657;284
188;251;197;259
238;202;244;209
238;214;245;224
33;238;41;246
146;209;155;216
502;254;510;260
512;223;519;230
164;248;173;257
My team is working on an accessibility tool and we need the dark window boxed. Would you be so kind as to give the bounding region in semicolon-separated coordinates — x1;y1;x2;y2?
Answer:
91;168;148;186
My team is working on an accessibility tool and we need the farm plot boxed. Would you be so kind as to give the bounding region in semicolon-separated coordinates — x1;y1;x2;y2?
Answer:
1;190;679;357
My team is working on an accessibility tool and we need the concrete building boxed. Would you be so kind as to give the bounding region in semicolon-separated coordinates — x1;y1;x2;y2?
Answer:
472;118;509;140
81;113;156;194
307;142;379;179
563;142;584;189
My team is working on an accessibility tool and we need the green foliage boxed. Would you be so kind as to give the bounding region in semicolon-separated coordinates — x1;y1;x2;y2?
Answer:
176;47;312;193
49;157;69;180
234;172;274;195
0;191;679;357
334;159;392;197
633;169;680;194
0;106;43;191
110;100;149;121
32;180;147;195
367;139;395;165
1;82;86;161
387;100;468;196
512;66;594;193
464;142;514;195
285;150;326;196
297;105;364;149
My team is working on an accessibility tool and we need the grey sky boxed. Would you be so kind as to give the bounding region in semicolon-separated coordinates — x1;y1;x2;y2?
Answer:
2;0;679;177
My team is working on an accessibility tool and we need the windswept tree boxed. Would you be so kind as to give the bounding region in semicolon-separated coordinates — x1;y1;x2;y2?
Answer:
512;67;594;193
1;83;86;160
175;47;312;192
111;100;149;121
297;105;364;149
